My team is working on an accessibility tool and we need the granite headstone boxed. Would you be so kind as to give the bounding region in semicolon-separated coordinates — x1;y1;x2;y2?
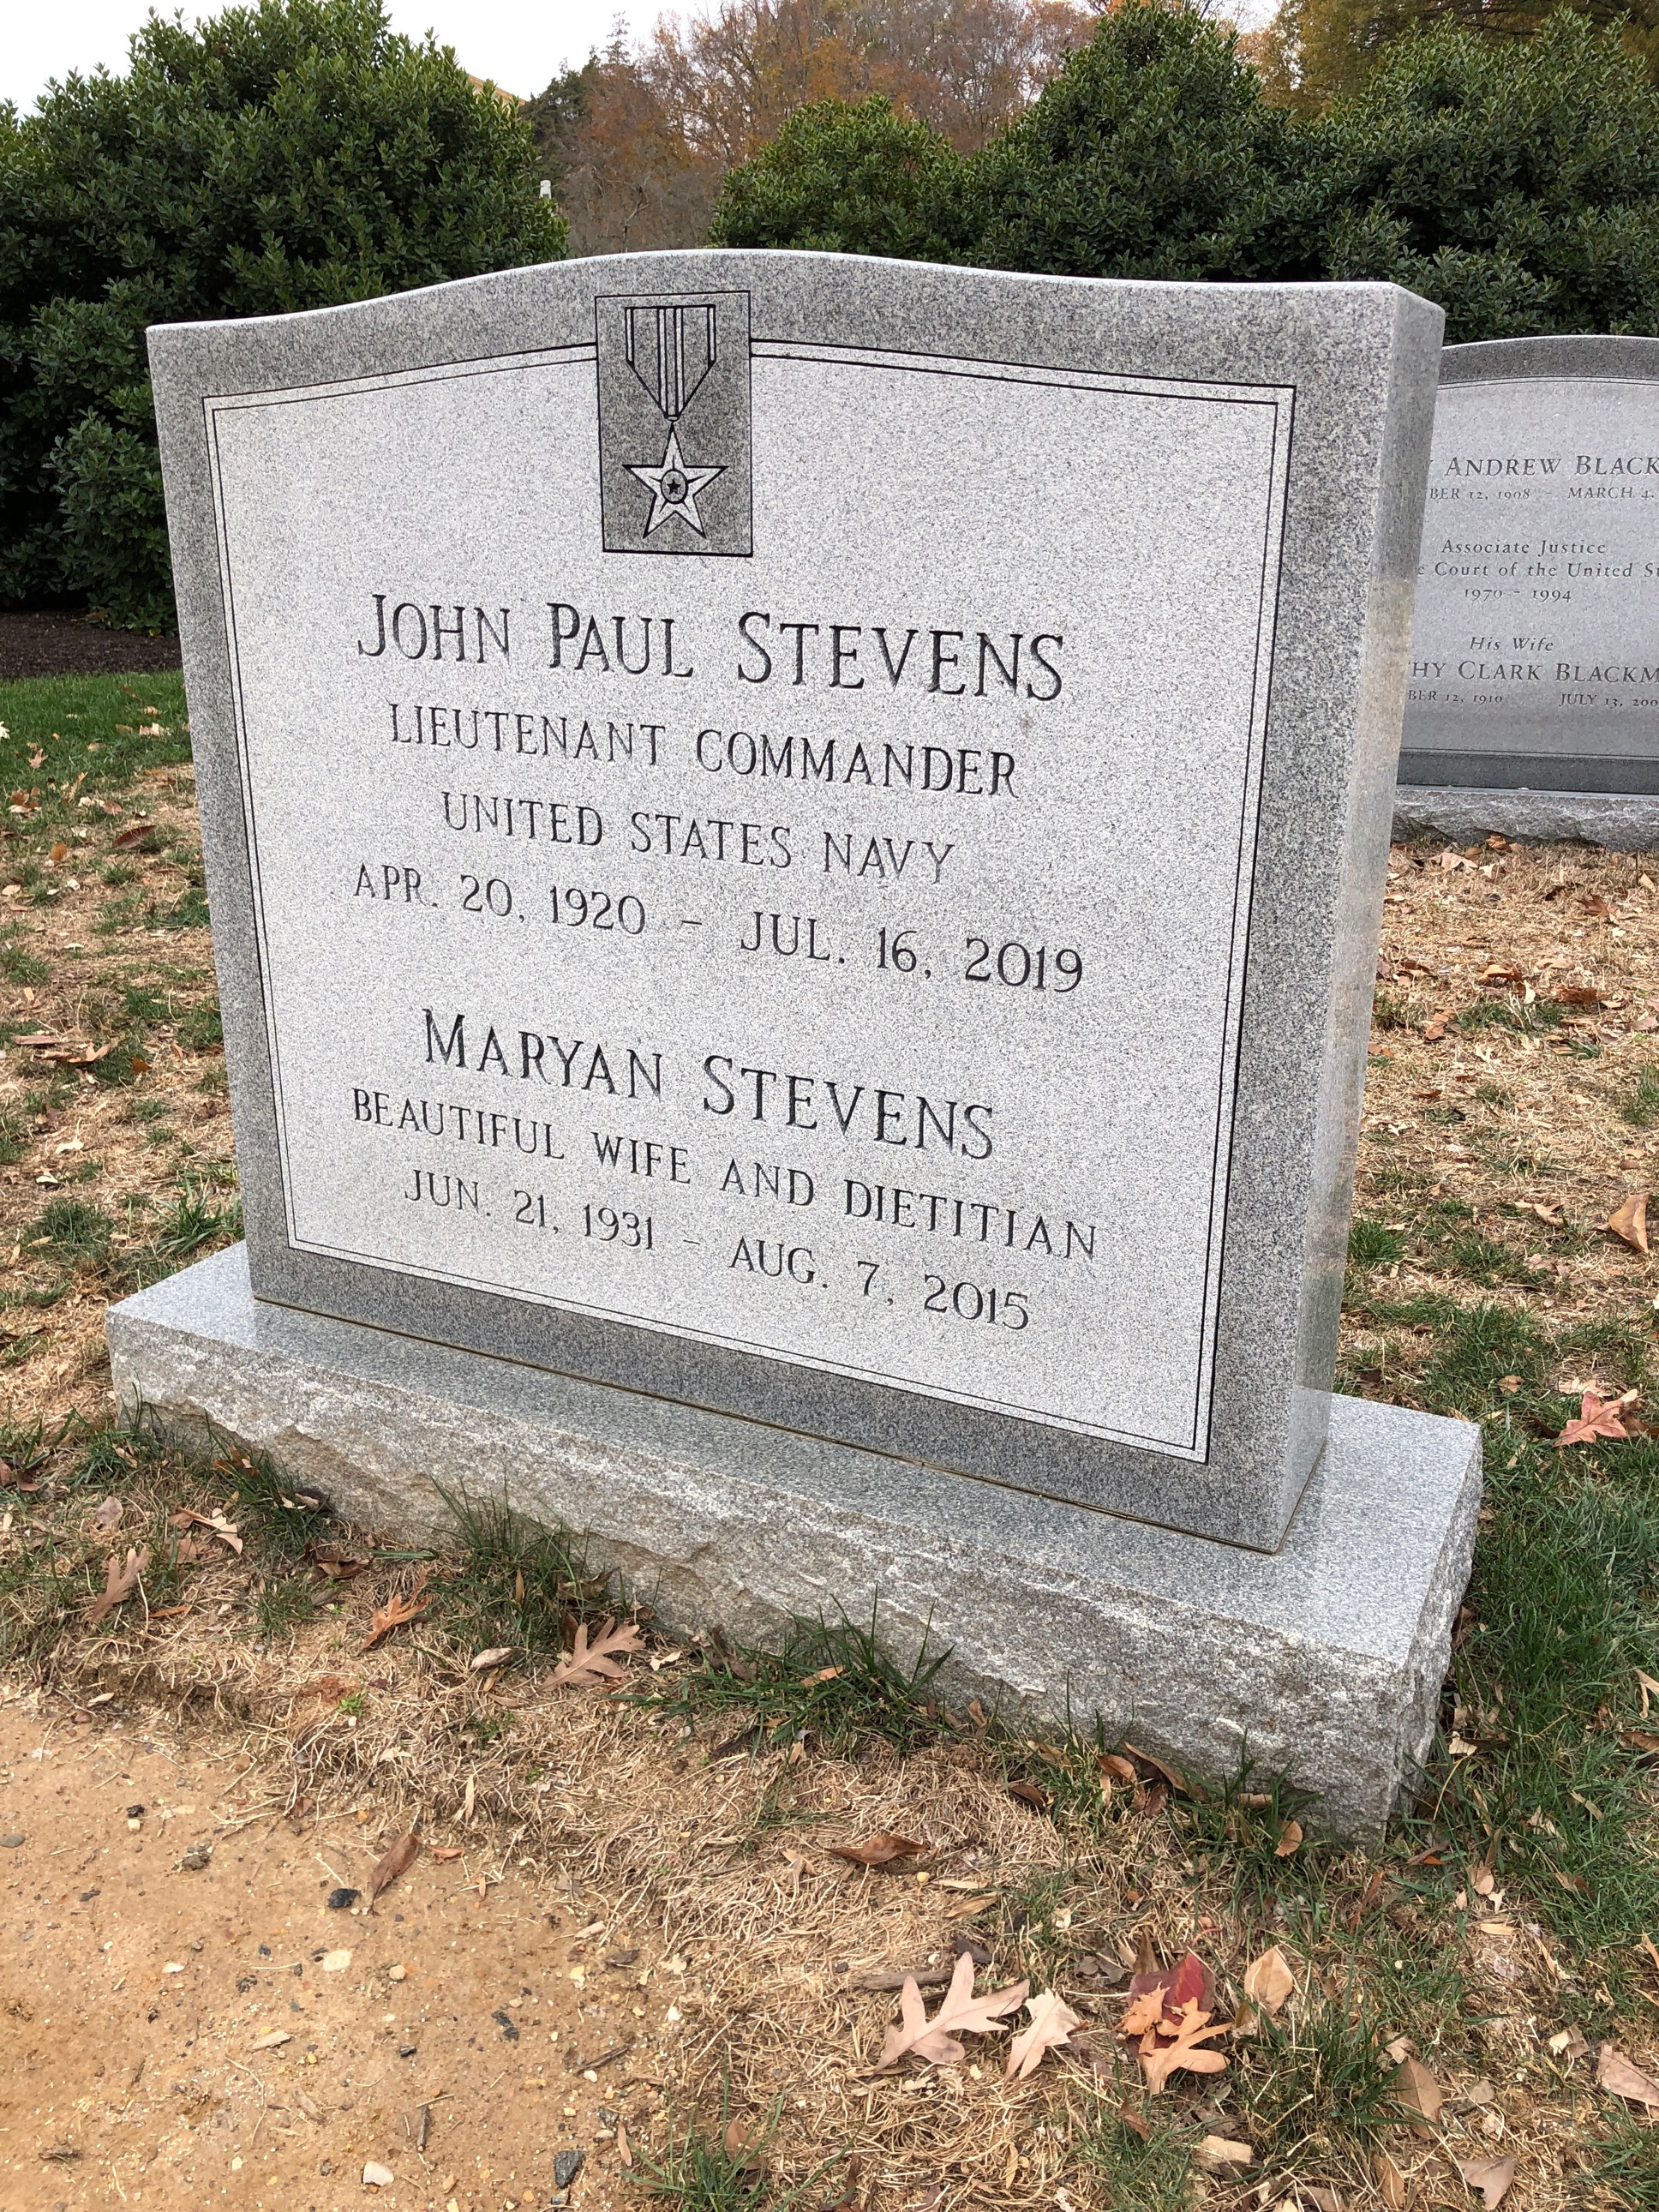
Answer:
1398;334;1659;846
110;253;1479;1831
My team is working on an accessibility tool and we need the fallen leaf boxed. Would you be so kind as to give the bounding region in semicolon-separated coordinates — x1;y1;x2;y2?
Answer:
550;1616;644;1688
1597;2042;1659;2108
1275;1818;1304;1856
431;1845;464;1861
1375;2149;1407;2211
250;2028;292;2050
1006;1780;1050;1812
1120;1987;1169;2037
86;1545;149;1628
1123;1949;1215;2032
1138;1998;1230;2094
1393;2053;1446;2132
1122;1740;1206;1801
616;2119;633;2169
313;1552;371;1581
722;2116;765;2169
469;1646;516;1672
1099;1753;1137;1787
1192;2136;1253;2175
1006;1989;1082;2079
111;821;157;848
1242;1946;1296;2013
1456;2156;1516;2208
874;1948;1028;2070
361;1568;430;1652
830;1833;926;1869
171;1507;242;1554
1639;1668;1659;1717
1556;1389;1637;1448
1607;1192;1650;1255
368;1828;420;1906
93;1496;123;1533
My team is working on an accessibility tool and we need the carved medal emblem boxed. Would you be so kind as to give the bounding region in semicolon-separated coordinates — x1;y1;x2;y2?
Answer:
596;291;752;556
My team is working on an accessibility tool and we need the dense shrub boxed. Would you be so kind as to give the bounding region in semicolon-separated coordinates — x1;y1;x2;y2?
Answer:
711;2;1659;341
965;1;1320;282
0;0;564;629
708;95;976;260
1315;10;1659;337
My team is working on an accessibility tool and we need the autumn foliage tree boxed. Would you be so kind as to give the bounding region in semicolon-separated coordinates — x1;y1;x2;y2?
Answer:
1252;0;1659;112
528;0;1097;256
712;1;1659;340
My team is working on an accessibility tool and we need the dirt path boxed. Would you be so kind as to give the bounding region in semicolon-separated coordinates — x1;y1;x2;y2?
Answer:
0;1695;646;2211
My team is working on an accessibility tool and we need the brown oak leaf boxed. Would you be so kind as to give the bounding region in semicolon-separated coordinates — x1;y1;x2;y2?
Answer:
1137;1998;1230;2094
171;1507;243;1554
550;1616;644;1688
1005;1989;1082;2080
874;1948;1027;2070
361;1568;430;1652
86;1545;149;1628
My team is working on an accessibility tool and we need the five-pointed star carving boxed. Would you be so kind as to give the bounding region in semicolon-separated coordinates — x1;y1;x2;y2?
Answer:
626;426;723;537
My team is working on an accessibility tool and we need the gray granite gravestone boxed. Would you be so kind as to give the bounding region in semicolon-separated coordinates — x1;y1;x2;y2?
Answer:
1397;334;1659;847
109;251;1478;1832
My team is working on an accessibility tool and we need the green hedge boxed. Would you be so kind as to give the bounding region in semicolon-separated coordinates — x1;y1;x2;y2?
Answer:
0;0;565;630
712;4;1659;340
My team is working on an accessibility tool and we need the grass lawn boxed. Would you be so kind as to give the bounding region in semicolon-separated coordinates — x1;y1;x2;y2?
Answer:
0;672;1656;2209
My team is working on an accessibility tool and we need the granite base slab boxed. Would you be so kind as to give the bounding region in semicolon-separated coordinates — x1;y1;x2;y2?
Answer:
107;1247;1483;1838
1395;783;1659;850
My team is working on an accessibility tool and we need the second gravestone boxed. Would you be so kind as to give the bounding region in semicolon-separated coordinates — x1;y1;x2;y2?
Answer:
1398;333;1659;846
111;252;1478;1832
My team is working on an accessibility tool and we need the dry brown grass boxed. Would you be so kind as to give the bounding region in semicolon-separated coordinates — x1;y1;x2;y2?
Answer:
1346;833;1659;1402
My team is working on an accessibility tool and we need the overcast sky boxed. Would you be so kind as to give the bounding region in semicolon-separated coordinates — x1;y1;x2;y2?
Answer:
3;0;631;111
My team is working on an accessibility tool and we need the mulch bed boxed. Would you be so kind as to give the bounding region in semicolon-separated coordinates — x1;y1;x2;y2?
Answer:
0;608;182;682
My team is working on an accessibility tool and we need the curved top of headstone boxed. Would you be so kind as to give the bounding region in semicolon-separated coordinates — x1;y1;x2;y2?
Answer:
1441;332;1659;386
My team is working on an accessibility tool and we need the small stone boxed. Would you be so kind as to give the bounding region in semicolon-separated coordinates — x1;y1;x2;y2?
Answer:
398;2043;417;2058
362;2160;394;2187
180;1843;212;1871
326;1886;359;1910
124;1804;144;1819
493;2009;520;2041
553;2149;584;2190
0;1834;23;1849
